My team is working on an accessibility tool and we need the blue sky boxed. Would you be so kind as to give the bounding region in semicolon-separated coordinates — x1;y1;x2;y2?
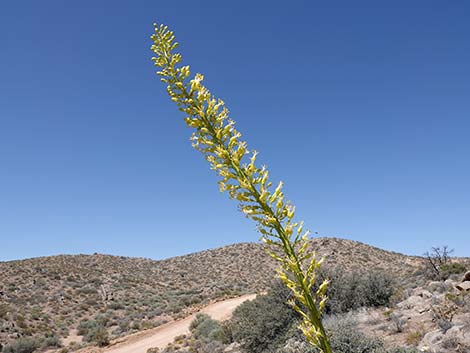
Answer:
1;1;469;261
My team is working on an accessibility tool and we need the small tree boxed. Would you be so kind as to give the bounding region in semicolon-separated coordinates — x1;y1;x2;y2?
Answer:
424;246;460;280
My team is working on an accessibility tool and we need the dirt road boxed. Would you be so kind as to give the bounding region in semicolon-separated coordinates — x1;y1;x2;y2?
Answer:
104;294;256;353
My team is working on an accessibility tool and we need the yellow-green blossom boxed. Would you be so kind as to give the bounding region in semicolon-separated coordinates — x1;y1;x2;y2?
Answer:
150;23;332;353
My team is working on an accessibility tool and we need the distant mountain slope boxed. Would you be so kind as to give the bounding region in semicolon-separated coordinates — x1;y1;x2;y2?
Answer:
0;238;426;348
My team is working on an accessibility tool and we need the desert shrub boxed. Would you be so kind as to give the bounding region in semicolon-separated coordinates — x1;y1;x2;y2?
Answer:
229;281;296;353
423;246;466;280
0;303;10;319
77;319;97;336
118;318;130;331
85;326;109;347
107;302;125;310
15;314;27;329
40;335;62;349
83;298;98;307
316;267;395;314
93;314;109;327
78;318;109;346
30;307;43;321
324;316;384;353
362;271;395;307
3;338;40;353
431;294;459;333
389;313;407;333
441;262;467;279
405;330;424;346
190;314;223;341
278;316;418;353
192;340;225;353
76;287;98;295
385;349;419;353
229;269;394;353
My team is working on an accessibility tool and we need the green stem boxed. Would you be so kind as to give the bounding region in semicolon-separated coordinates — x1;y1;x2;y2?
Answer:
178;84;332;353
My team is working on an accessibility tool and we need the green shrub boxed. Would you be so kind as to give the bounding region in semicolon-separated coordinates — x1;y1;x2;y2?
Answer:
324;316;385;353
41;334;62;349
107;302;125;310
362;271;395;307
77;319;97;336
3;338;39;353
0;303;10;319
423;246;465;280
229;281;296;353
316;267;394;314
94;314;109;327
86;326;109;347
441;262;467;279
276;316;418;353
78;318;109;346
190;314;223;341
385;349;419;353
229;269;394;353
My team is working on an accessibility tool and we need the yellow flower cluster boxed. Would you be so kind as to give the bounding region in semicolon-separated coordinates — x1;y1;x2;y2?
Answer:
150;24;332;353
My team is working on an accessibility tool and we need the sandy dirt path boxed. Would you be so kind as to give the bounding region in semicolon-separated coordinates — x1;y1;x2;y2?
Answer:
104;294;256;353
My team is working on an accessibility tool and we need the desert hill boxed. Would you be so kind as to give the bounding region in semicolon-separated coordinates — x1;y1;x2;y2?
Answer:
0;238;429;349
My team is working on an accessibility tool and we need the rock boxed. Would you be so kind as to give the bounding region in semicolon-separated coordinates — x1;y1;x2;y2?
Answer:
463;271;470;282
456;271;470;291
397;295;429;313
446;325;464;335
224;343;241;353
427;281;447;293
421;329;444;346
444;279;455;286
456;281;470;292
412;289;433;299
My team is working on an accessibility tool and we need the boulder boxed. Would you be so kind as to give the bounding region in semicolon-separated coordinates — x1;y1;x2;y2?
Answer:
412;289;433;299
456;281;470;292
421;329;444;346
456;271;470;291
397;295;430;313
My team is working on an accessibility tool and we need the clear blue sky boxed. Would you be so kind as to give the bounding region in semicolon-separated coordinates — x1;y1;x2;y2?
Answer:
1;1;469;261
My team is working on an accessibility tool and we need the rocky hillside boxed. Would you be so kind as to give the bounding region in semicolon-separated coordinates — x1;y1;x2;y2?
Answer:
0;238;431;349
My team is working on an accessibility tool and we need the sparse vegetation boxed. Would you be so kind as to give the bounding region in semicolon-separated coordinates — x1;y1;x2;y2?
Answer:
1;240;468;352
0;238;427;350
324;316;396;353
229;282;296;353
227;269;400;353
405;329;424;346
3;338;39;353
190;314;224;342
0;244;273;348
424;246;467;280
317;267;395;314
167;309;422;353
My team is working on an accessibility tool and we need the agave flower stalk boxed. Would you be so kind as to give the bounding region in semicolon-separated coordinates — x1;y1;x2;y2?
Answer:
150;24;332;353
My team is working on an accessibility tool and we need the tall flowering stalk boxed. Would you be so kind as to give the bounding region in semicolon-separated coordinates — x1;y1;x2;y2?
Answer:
150;24;332;353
